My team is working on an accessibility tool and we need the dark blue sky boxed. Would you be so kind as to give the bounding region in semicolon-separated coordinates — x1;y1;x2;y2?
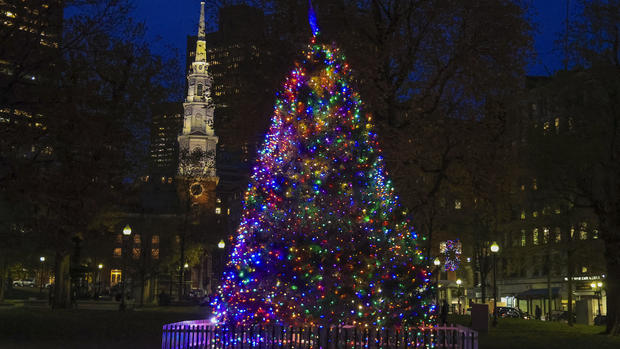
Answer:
131;0;570;76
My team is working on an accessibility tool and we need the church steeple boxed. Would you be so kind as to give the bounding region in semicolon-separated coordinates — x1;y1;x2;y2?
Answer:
178;1;218;179
198;1;206;39
195;1;207;64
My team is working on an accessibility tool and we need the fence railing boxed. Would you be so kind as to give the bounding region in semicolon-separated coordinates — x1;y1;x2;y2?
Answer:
162;321;477;349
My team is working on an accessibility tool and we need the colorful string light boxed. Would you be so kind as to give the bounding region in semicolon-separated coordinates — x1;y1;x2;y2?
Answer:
440;240;462;272
212;25;433;328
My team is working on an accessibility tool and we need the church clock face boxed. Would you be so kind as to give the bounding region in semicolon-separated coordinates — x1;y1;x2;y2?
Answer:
190;182;204;197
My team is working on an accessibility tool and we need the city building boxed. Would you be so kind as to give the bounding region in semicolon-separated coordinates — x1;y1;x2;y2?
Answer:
0;0;63;149
149;102;183;180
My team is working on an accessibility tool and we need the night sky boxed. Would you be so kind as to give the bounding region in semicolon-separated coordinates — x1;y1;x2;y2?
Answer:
130;0;571;76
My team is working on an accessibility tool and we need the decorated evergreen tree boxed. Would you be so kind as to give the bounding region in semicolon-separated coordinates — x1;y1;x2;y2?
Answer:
213;5;433;327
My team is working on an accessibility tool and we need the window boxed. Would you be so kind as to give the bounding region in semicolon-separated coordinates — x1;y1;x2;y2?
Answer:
521;230;526;247
132;247;141;259
554;228;561;243
592;229;599;239
533;228;539;245
113;248;122;257
197;83;203;97
152;235;160;244
152;248;160;260
454;200;462;210
580;222;588;240
520;211;526;220
110;269;122;286
532;178;538;190
543;228;549;244
133;234;141;244
215;207;221;214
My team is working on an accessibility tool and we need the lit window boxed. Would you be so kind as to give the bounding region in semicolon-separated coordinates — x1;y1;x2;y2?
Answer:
592;230;599;239
570;226;575;239
215;207;221;214
555;117;560;133
216;198;222;203
554;228;561;243
580;222;588;240
113;248;122;257
152;248;160;259
110;269;122;286
520;211;526;220
132;248;141;259
227;208;230;215
581;266;588;273
133;234;141;244
533;211;538;218
454;200;462;210
532;178;538;190
152;235;160;244
543;228;549;244
521;230;526;247
533;228;539;245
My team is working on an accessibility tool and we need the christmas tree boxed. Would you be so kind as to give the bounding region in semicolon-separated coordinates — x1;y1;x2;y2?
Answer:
213;5;433;327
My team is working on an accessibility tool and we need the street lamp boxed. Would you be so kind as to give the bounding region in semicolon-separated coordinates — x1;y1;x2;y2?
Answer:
218;239;226;249
97;264;103;298
456;278;463;315
433;257;441;304
490;241;500;327
591;281;604;316
39;257;45;292
120;225;131;311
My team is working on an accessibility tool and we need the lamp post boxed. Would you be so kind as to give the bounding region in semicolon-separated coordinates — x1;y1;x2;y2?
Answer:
433;257;441;305
120;224;132;311
591;281;603;316
456;278;462;315
490;241;500;327
39;256;45;293
97;264;103;298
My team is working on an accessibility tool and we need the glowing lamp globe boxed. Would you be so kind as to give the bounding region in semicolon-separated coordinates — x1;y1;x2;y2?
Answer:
490;242;500;253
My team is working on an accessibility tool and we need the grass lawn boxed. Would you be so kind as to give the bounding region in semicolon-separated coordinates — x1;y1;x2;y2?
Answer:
2;308;620;349
0;306;209;348
448;315;620;349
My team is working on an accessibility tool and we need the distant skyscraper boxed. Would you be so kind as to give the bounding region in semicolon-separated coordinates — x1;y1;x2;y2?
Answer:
149;102;183;179
0;0;62;123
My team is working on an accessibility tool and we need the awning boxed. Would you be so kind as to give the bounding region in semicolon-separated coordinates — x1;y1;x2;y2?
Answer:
516;287;561;299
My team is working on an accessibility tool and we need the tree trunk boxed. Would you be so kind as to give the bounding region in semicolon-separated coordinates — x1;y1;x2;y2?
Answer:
52;252;71;309
0;255;7;303
567;247;574;327
480;269;487;303
603;232;620;334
